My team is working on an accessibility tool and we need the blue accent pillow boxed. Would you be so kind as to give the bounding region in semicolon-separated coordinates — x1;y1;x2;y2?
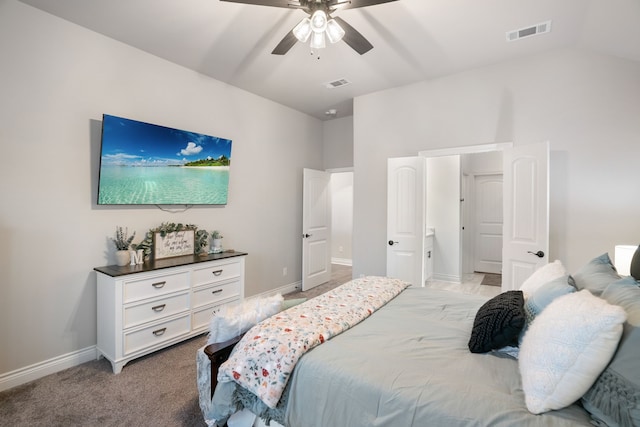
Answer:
523;275;576;324
517;275;576;347
582;276;640;427
572;253;621;297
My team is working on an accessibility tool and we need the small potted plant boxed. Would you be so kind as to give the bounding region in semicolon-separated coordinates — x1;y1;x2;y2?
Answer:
112;226;135;266
195;229;210;256
211;230;223;253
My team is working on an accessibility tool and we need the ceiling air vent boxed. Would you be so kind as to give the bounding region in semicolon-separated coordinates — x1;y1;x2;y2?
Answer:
506;20;552;42
324;78;351;89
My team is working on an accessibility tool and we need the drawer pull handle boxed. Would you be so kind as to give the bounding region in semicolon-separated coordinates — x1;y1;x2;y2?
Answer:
212;289;223;295
152;327;167;336
152;281;166;289
151;304;166;312
212;270;223;276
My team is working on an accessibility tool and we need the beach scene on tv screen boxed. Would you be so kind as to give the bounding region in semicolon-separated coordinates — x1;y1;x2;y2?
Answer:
98;115;232;205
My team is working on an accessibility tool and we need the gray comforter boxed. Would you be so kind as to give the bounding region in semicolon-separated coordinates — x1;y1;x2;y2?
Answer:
283;287;593;426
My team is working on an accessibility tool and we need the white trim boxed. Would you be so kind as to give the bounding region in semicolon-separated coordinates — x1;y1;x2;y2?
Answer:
419;142;512;158
0;346;98;392
331;257;352;266
325;167;354;173
431;273;462;284
246;281;302;300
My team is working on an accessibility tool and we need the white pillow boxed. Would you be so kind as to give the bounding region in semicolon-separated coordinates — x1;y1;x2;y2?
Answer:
207;294;284;345
519;290;626;414
519;260;567;298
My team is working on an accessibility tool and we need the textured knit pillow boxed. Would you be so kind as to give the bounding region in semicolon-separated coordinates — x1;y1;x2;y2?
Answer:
572;253;621;297
582;276;640;427
519;260;567;298
468;291;525;353
519;290;626;414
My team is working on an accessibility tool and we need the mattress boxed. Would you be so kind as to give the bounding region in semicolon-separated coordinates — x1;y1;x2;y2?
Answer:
283;286;593;426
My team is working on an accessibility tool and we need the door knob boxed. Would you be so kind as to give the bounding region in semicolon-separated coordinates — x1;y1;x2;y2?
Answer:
527;250;545;258
388;240;399;246
303;233;312;238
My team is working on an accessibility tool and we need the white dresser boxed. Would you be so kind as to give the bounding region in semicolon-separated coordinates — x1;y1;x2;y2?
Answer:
95;252;246;373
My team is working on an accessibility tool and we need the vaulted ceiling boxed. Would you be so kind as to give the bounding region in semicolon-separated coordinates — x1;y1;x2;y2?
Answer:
19;0;640;120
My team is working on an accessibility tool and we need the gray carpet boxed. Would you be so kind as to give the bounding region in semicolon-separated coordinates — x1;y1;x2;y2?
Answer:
285;264;351;300
480;273;502;287
0;335;208;427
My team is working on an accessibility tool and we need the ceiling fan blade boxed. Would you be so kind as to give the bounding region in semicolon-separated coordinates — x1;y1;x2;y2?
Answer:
329;0;398;10
272;30;298;55
334;16;373;55
219;0;294;8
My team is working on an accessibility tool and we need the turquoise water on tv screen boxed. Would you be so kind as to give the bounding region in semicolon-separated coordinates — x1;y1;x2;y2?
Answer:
97;166;229;205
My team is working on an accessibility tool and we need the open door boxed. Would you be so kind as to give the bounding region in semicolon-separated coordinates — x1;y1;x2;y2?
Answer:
302;168;331;291
502;142;549;290
386;157;425;286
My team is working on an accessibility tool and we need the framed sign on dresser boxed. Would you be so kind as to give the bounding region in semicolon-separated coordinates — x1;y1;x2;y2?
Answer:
94;252;246;374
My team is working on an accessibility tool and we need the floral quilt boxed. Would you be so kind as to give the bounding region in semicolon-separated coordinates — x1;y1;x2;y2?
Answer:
217;276;410;409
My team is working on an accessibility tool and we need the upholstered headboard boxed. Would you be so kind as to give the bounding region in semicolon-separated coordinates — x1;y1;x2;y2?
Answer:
631;245;640;280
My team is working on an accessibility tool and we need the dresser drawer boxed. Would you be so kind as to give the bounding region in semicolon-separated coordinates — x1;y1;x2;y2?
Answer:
193;280;240;309
123;314;190;355
192;300;237;331
123;271;189;303
192;260;242;287
123;292;190;329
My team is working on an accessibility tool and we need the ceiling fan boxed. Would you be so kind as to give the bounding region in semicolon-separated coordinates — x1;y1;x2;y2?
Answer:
220;0;398;55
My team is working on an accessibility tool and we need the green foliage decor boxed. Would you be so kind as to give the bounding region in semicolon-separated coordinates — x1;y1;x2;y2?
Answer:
112;226;135;251
132;222;210;260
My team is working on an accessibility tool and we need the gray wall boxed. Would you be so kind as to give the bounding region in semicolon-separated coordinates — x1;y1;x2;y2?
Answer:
352;48;640;279
0;1;322;376
323;116;354;169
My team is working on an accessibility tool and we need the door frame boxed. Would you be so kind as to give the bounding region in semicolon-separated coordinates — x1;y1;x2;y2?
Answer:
419;143;512;282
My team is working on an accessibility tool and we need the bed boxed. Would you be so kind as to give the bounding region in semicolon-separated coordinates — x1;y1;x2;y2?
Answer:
197;249;640;427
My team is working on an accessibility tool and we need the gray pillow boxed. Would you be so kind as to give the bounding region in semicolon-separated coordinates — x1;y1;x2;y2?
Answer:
572;253;621;297
582;276;640;427
631;245;640;281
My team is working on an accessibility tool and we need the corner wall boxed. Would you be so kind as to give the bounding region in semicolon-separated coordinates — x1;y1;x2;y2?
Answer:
0;1;322;378
353;48;640;279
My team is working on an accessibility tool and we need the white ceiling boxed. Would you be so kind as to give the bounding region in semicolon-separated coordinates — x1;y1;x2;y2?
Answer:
18;0;640;120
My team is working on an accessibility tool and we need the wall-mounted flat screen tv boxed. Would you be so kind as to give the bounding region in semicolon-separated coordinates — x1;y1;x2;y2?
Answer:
97;114;232;205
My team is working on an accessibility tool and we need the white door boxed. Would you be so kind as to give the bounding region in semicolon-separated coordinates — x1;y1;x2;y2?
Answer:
502;142;549;290
386;157;425;286
474;174;503;274
302;168;331;291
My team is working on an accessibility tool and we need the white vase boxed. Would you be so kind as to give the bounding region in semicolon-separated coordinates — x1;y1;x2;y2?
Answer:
115;250;130;266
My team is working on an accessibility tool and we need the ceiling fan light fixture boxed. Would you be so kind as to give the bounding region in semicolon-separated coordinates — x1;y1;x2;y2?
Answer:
326;19;345;43
293;17;312;42
310;10;328;33
310;31;326;49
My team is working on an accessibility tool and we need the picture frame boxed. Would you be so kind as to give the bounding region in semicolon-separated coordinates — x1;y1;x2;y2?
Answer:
154;229;195;260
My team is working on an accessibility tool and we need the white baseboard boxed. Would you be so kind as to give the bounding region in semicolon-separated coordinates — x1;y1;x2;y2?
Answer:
431;273;462;284
248;280;302;300
0;346;97;392
331;257;352;266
